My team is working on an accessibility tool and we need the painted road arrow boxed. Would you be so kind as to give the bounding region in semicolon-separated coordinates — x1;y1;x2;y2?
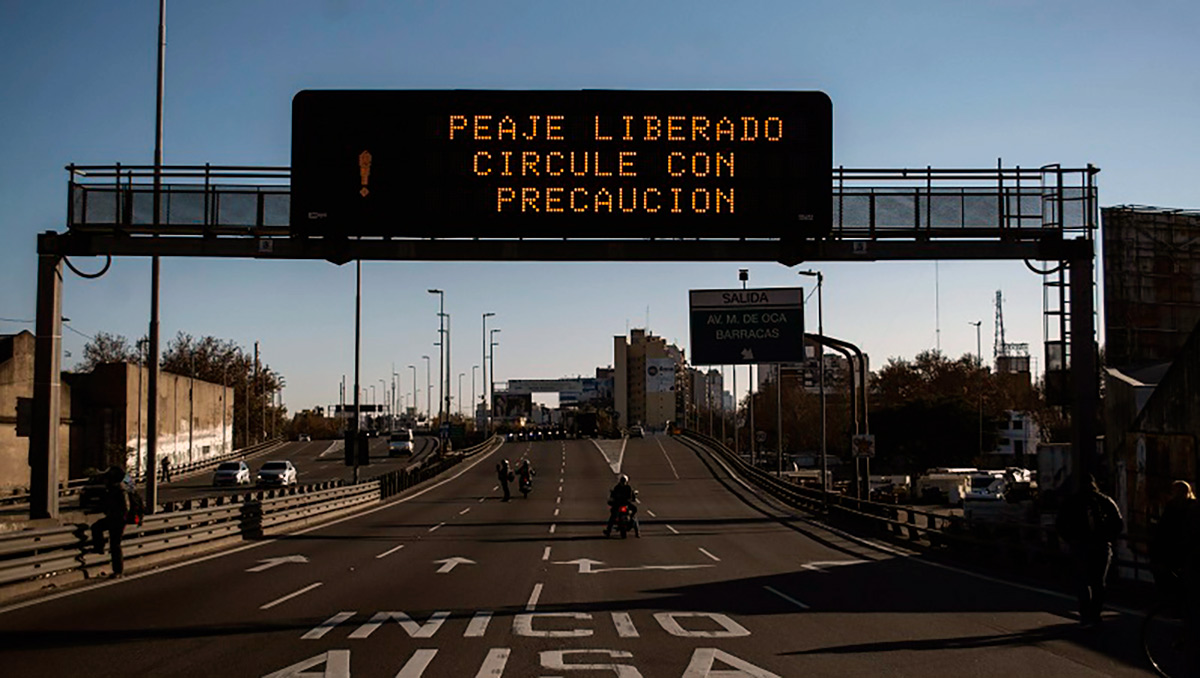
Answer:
434;556;476;574
554;558;714;575
245;555;309;572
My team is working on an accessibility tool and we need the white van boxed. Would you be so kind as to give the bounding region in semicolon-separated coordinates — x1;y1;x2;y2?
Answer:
389;429;414;456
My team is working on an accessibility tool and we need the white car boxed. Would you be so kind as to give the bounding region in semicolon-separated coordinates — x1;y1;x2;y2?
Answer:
257;460;298;486
212;461;251;486
388;429;414;456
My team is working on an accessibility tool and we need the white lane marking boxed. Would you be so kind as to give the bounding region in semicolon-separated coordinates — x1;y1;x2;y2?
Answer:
549;523;557;534
556;496;561;504
542;546;552;561
434;557;475;573
554;508;560;517
646;509;657;518
655;437;680;479
612;611;639;637
260;582;323;610
590;437;628;474
429;522;445;532
396;649;438;678
375;544;406;559
464;611;493;637
459;507;471;515
479;496;486;503
0;435;511;616
558;485;563;493
493;485;499;491
302;611;356;639
526;582;543;611
666;525;680;535
802;560;867;573
473;648;510;678
764;585;811;610
699;548;721;562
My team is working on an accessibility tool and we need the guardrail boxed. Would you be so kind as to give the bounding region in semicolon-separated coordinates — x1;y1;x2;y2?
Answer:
678;430;1156;586
0;438;285;509
0;434;504;595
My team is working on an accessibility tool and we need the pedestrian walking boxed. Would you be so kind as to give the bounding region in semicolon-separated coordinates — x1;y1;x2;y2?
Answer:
90;467;131;577
161;456;172;483
496;459;512;502
1056;473;1123;627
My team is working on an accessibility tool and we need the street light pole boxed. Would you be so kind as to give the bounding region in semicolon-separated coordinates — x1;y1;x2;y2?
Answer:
490;328;501;427
428;289;444;425
458;372;465;417
472;365;479;422
970;320;983;457
800;270;827;492
422;355;431;421
482;312;494;432
408;364;417;419
352;259;362;482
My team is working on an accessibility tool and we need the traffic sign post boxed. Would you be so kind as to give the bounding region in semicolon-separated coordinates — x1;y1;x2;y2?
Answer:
688;287;805;365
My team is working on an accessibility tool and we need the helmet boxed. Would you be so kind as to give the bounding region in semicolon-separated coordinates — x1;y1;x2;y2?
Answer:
619;474;629;485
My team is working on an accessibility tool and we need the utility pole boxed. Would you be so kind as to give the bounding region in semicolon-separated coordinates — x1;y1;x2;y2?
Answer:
146;0;167;513
970;320;983;457
255;341;262;443
408;364;417;419
429;289;445;425
490;328;501;429
482;312;495;433
352;260;362;482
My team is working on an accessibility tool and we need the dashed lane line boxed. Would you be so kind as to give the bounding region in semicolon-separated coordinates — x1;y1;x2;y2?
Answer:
556;496;561;504
549;524;557;534
526;583;543;611
764;585;811;610
655;437;680;479
699;547;721;562
554;508;560;517
542;546;552;561
260;582;323;610
429;522;445;532
459;507;471;515
666;525;680;535
478;497;486;503
646;509;657;518
375;544;406;559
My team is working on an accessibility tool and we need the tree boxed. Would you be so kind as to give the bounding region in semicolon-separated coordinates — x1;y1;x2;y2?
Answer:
160;332;286;448
78;332;138;372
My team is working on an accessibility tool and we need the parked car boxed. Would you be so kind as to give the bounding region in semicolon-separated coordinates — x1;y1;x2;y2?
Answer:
212;461;251;486
389;429;414;456
257;460;297;486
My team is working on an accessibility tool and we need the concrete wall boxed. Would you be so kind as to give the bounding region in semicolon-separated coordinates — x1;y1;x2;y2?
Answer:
75;363;233;478
0;332;71;491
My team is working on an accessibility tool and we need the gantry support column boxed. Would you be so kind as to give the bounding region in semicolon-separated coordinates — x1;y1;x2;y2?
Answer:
1068;241;1099;486
30;235;63;519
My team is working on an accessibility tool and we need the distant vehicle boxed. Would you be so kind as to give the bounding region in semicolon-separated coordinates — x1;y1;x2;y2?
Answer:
915;470;972;505
629;425;645;438
257;460;297;486
213;461;251;486
965;470;1007;501
298;433;311;442
389;429;414;456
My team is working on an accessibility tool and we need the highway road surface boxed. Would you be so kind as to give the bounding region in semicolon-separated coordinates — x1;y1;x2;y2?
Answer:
0;434;1157;677
153;437;438;505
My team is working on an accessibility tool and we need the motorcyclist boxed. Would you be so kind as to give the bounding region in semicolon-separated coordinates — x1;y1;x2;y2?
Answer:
517;459;534;494
604;474;640;538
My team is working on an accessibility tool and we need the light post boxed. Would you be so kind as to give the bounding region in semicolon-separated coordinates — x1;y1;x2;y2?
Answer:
472;365;480;421
970;320;983;457
490;328;501;427
799;269;826;492
422;355;432;422
458;372;465;417
408;365;417;419
482;312;495;432
392;371;400;425
429;289;445;424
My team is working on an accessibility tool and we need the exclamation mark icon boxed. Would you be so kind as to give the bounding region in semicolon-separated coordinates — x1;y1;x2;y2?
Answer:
359;150;372;197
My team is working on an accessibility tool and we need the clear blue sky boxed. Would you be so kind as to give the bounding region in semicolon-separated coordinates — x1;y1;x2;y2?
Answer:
2;1;1196;413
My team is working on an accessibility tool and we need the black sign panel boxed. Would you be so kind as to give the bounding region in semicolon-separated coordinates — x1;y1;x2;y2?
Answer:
291;90;831;239
689;287;805;365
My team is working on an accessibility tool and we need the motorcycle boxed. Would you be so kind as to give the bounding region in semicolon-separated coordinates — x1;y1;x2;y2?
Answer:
519;473;532;499
608;501;636;538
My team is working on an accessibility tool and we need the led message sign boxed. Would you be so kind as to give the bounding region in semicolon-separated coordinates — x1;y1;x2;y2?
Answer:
290;90;831;239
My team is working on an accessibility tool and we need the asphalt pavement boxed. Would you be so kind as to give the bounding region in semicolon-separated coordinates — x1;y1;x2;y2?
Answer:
0;434;1158;677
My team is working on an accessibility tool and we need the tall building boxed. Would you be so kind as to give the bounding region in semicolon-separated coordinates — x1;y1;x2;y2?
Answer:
614;329;684;430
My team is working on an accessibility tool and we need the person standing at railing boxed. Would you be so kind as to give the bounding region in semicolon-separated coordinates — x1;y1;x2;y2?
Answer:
161;456;172;483
90;467;130;578
1055;474;1123;628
